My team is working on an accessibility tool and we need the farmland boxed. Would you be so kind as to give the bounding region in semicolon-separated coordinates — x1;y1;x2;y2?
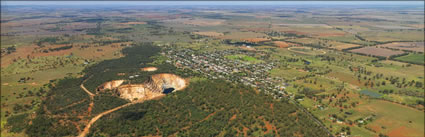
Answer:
349;47;405;57
327;41;361;51
225;54;263;64
355;100;424;137
193;31;224;37
395;53;425;65
359;30;425;42
378;42;424;53
288;47;326;55
1;2;424;137
273;41;296;48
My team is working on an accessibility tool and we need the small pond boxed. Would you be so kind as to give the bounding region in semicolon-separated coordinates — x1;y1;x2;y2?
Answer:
163;88;175;94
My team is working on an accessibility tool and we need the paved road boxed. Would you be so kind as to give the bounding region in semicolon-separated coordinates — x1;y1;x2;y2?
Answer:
288;98;334;137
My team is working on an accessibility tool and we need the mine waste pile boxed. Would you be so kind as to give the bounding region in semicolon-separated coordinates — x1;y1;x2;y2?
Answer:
96;73;188;102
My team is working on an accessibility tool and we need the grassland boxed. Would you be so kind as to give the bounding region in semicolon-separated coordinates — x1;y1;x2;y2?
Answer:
394;53;425;65
321;35;375;45
288;47;326;55
270;68;309;80
349;47;405;57
326;41;361;50
378;42;424;53
359;30;425;42
225;54;263;64
356;100;424;137
287;38;325;45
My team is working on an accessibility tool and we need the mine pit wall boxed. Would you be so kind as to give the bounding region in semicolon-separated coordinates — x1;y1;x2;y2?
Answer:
116;73;188;102
116;84;164;101
150;73;188;90
97;80;125;91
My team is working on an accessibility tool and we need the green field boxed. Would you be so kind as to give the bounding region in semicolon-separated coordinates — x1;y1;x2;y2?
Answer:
395;53;425;65
356;100;424;137
359;30;425;42
225;54;263;64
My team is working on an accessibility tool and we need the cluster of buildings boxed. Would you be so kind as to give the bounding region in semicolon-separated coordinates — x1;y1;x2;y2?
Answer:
164;47;289;99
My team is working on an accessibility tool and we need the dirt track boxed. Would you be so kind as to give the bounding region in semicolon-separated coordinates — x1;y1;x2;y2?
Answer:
80;82;95;97
77;102;136;137
77;76;139;137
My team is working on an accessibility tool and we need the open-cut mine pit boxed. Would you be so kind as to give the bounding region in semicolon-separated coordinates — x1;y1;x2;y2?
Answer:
97;73;188;102
96;80;125;91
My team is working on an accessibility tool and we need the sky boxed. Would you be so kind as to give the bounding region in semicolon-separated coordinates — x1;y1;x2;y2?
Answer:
2;1;424;6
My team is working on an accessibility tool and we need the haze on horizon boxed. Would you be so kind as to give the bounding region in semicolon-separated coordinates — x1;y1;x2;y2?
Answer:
2;1;424;6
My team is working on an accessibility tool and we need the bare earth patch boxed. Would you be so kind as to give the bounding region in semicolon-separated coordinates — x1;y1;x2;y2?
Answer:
242;38;270;43
120;21;147;25
141;67;158;72
329;43;361;50
193;31;224;37
378;42;424;53
273;41;297;48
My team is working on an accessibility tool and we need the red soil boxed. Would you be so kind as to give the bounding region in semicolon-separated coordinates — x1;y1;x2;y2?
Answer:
229;114;237;121
242;38;270;43
243;127;249;137
387;126;410;137
200;111;216;122
273;41;290;48
87;102;94;116
270;103;274;111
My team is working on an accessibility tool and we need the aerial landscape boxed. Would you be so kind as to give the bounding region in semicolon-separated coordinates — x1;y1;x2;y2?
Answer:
0;1;424;137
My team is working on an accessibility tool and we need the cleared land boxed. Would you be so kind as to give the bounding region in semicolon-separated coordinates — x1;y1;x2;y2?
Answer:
166;18;226;26
225;54;263;64
242;38;270;43
193;31;224;37
356;100;424;137
395;53;425;64
378;42;424;53
327;41;361;50
349;47;404;57
288;47;326;55
273;41;293;48
360;31;425;42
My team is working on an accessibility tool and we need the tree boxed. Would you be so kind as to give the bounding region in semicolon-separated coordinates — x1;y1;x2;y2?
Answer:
415;82;423;88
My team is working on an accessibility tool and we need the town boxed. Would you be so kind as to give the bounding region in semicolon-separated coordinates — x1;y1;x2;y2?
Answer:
163;46;287;98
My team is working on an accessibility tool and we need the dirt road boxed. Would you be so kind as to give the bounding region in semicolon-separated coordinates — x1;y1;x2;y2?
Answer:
77;102;136;137
77;76;141;137
80;82;95;97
